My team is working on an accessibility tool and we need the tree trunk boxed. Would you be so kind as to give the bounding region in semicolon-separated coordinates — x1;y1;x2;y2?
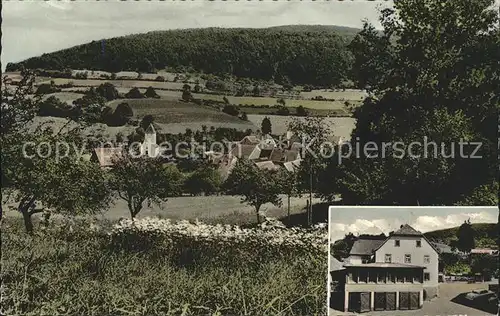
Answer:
22;209;34;234
287;195;291;220
256;205;261;224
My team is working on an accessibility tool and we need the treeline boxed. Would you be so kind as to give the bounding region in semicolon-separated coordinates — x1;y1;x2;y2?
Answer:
6;27;355;87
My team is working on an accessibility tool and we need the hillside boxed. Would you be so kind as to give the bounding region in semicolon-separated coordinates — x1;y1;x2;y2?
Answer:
424;223;498;248
6;26;358;87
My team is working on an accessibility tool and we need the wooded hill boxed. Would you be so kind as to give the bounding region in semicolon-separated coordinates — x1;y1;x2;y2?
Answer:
5;25;358;87
423;223;498;248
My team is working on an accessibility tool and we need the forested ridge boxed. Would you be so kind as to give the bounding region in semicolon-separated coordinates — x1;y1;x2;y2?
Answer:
6;25;358;87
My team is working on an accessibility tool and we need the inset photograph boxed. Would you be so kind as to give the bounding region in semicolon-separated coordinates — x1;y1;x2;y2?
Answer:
328;206;498;315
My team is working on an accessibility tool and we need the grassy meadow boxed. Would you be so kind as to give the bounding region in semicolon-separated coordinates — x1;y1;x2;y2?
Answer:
2;215;327;316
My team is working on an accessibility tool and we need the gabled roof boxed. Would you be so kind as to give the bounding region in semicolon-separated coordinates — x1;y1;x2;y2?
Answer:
145;123;156;135
392;224;423;236
349;239;386;256
330;255;345;271
374;224;440;255
230;144;260;159
240;135;260;145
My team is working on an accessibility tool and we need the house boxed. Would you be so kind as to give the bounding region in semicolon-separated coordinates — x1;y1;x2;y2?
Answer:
229;144;261;160
347;237;386;264
212;153;238;181
333;224;440;313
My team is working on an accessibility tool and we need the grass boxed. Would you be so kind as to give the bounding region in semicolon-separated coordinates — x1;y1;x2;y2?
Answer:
246;114;356;138
1;216;327;316
107;98;254;126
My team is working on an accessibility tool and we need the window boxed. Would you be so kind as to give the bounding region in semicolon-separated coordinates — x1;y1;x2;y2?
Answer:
416;240;421;247
385;254;392;263
405;254;411;263
395;240;400;247
396;271;405;283
359;270;368;283
424;255;430;264
369;271;377;283
377;271;386;283
349;271;359;283
424;273;430;281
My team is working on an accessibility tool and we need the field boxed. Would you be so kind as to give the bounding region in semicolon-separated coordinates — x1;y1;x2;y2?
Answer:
196;93;359;110
41;78;188;90
108;98;255;129
247;114;356;139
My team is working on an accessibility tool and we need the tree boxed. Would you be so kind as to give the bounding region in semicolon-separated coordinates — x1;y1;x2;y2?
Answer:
184;166;222;196
224;159;282;223
1;73;111;233
96;82;119;101
240;112;248;121
277;168;300;220
471;254;497;281
455;220;476;253
110;102;134;126
330;0;499;205
125;87;144;99
193;84;202;93
261;116;272;135
296;105;308;117
155;75;165;82
38;96;71;117
223;96;229;104
35;82;60;95
182;90;193;102
288;116;332;225
144;86;160;99
276;105;290;115
109;154;181;218
140;115;155;130
277;98;286;106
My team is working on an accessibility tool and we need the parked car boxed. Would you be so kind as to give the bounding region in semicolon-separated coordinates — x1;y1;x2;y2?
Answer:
465;289;496;306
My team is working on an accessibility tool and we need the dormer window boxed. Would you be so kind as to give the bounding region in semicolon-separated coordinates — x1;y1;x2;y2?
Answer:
395;240;400;247
416;240;421;247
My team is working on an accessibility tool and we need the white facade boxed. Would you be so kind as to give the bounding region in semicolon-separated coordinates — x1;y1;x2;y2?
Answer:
140;124;160;157
375;235;439;295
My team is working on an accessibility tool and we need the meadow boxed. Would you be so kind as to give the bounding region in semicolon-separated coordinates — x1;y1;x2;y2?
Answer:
2;216;327;316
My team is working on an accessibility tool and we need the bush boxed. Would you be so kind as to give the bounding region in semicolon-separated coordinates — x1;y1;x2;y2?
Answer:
125;87;144;99
35;83;60;95
144;86;160;99
155;75;165;82
222;105;239;116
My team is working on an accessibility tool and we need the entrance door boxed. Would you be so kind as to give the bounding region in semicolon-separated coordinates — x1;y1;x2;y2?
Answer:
409;292;420;310
348;292;360;312
360;292;371;312
399;292;409;310
374;292;386;311
386;292;396;310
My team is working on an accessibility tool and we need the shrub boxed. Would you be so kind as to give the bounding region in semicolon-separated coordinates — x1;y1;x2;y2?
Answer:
125;87;144;99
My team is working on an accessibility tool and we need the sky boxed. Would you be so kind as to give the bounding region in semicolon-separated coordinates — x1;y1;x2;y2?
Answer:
329;206;498;242
1;0;392;70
